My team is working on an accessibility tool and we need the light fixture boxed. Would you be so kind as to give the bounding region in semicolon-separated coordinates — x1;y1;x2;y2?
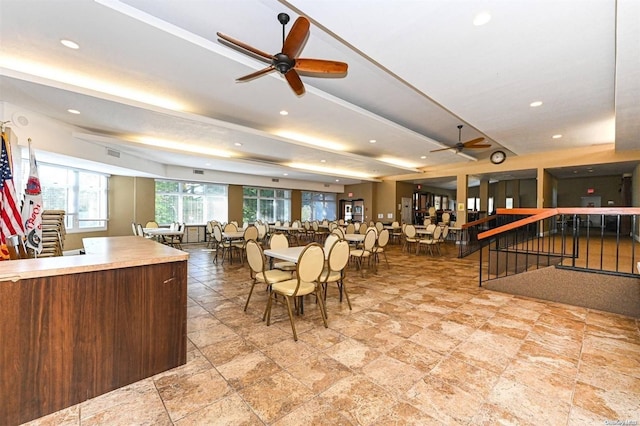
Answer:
67;109;80;114
60;39;79;49
552;134;562;139
275;131;345;151
473;12;491;26
420;155;427;159
369;139;376;144
287;162;374;179
530;101;543;107
320;159;327;163
335;179;340;182
283;173;288;176
234;142;242;146
279;110;288;116
378;157;419;169
0;56;185;111
135;136;232;158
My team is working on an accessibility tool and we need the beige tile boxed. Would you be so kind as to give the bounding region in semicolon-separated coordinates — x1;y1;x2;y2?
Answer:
286;352;353;393
272;397;354;426
325;337;382;370
216;350;282;389
487;378;571;425
386;340;443;373
199;334;256;367
362;354;426;397
174;393;262;425
572;380;640;420
430;356;500;399
156;367;232;422
406;375;484;424
319;375;397;425
238;370;315;424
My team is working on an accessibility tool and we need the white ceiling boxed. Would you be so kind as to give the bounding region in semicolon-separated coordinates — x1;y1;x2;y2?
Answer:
1;0;638;189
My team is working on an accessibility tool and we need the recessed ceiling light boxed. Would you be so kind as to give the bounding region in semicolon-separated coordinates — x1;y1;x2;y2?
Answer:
473;12;492;26
205;163;211;166
369;139;376;144
420;155;427;159
60;39;79;49
552;134;562;139
320;159;326;163
234;142;242;146
335;179;340;182
283;173;288;176
530;101;543;107
279;110;288;116
67;109;80;114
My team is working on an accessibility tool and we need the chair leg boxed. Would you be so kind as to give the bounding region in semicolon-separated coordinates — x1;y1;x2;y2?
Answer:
315;289;328;328
265;292;274;324
340;279;352;310
244;280;257;311
283;296;298;341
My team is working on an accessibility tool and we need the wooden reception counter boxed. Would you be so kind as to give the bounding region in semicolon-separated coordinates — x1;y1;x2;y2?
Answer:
0;236;188;425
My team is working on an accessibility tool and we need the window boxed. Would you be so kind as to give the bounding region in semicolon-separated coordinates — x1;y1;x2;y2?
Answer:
243;187;290;223
155;180;227;224
467;197;480;211
21;161;108;231
301;192;336;221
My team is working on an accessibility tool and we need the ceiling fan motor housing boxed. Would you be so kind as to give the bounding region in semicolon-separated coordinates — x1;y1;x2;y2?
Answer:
273;53;294;74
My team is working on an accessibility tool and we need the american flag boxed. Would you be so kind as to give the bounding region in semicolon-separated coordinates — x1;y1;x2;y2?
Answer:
0;132;25;259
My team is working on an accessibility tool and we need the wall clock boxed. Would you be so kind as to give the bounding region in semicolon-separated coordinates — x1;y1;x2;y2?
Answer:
490;150;506;164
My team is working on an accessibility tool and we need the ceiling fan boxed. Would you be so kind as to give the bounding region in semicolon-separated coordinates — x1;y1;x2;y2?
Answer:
430;125;491;153
216;13;348;96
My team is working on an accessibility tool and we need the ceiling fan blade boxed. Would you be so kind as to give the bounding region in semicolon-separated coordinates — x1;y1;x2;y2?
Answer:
294;58;348;74
284;69;305;95
236;66;275;82
430;147;456;153
282;16;310;58
462;137;491;149
216;32;273;61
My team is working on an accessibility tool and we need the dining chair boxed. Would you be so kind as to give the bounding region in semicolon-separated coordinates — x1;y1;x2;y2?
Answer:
269;233;297;272
373;228;390;268
145;220;159;228
349;228;377;276
167;223;185;249
131;222;138;236
323;233;340;254
212;224;232;264
244;239;292;312
224;222;238;232
331;226;345;239
265;243;328;341
319;239;351;310
233;225;258;264
375;221;384;232
358;222;368;235
345;223;355;235
416;225;442;256
403;224;418;253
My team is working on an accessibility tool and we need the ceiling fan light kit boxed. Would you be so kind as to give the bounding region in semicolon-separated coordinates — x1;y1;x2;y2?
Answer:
217;13;348;96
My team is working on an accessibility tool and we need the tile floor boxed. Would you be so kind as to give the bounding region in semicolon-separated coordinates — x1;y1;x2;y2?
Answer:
26;242;640;425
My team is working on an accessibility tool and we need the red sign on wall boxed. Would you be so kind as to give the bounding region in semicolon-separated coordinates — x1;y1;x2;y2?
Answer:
587;188;595;194
348;192;353;197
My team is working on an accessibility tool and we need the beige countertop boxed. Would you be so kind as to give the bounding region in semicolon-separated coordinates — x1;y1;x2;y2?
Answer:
0;236;189;281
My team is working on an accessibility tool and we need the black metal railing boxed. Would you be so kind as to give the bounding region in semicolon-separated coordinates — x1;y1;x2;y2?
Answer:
477;208;640;286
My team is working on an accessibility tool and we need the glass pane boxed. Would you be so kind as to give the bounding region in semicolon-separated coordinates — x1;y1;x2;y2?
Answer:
259;199;274;222
243;187;258;197
183;183;205;195
182;195;204;223
244;198;257;223
260;188;274;198
156;194;179;223
156;180;179;192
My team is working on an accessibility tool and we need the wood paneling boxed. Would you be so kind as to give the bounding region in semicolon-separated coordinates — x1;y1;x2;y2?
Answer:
0;261;186;425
